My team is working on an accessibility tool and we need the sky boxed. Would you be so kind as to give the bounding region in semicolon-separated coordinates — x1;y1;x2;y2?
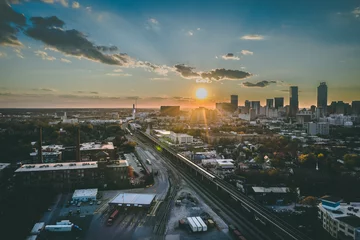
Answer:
0;0;360;108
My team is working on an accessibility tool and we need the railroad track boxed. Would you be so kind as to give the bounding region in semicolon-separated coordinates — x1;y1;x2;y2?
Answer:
134;133;276;240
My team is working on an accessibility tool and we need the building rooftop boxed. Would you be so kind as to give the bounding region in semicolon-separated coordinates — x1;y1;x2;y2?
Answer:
15;161;98;173
154;129;171;135
72;188;98;199
109;193;156;206
80;142;114;151
252;187;289;193
319;202;360;220
336;216;360;228
321;195;343;203
0;163;10;171
106;160;129;168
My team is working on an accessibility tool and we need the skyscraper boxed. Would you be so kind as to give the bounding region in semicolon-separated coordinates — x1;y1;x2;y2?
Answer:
251;101;261;114
274;97;284;109
266;99;274;108
317;82;328;116
231;95;238;109
289;86;299;117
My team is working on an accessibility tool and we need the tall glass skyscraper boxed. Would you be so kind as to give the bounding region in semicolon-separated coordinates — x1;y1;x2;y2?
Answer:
317;82;328;115
289;86;299;117
230;95;238;109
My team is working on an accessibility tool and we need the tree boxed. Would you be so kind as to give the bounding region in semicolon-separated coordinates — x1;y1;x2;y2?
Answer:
343;154;360;169
300;196;317;207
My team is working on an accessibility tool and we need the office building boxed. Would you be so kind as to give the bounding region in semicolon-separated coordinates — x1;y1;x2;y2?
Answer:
317;82;328;116
230;95;238;109
190;107;217;123
352;101;360;115
266;99;274;108
289;86;299;117
160;106;180;116
318;196;360;240
245;100;251;110
274;97;284;109
310;105;316;113
251;101;261;115
307;122;330;136
296;110;312;125
329;101;352;115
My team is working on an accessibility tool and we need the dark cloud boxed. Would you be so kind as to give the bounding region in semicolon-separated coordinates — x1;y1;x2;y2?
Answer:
174;64;200;78
0;1;26;46
96;46;118;52
25;16;134;65
173;96;195;102
126;96;141;100
242;80;277;88
75;91;99;94
201;68;251;81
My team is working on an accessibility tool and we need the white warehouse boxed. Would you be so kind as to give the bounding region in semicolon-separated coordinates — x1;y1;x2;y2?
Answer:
72;188;98;202
169;132;193;144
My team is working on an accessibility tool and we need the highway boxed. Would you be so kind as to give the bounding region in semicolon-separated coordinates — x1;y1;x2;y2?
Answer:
137;130;312;240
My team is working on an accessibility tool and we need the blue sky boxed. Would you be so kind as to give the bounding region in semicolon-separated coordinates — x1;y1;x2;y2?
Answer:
0;0;359;108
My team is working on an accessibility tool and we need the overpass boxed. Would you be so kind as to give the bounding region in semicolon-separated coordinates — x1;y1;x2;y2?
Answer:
138;131;312;240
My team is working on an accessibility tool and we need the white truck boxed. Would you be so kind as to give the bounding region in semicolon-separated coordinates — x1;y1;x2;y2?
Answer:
187;217;198;232
195;217;208;231
191;217;202;231
56;220;72;225
45;224;73;232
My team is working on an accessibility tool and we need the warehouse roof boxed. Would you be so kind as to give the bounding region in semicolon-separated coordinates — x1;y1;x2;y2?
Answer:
252;187;289;193
109;193;156;206
0;163;10;171
80;142;114;150
72;189;98;199
15;161;98;173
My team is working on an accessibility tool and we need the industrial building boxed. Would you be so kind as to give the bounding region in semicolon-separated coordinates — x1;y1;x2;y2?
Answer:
318;196;360;240
72;189;98;202
251;187;292;205
108;193;156;208
169;132;193;144
14;160;130;189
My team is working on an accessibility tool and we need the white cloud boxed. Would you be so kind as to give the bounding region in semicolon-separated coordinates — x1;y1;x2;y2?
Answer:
85;6;92;12
241;34;264;40
221;53;240;60
352;7;360;18
61;58;71;63
34;50;56;61
148;18;158;24
197;28;201;31
149;77;170;81
145;18;160;31
57;0;69;7
187;31;193;36
113;69;123;72
241;50;253;55
0;52;7;58
72;1;80;8
14;48;24;59
106;73;132;77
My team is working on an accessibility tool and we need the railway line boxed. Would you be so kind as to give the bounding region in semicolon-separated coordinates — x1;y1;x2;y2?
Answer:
137;131;312;240
132;133;277;240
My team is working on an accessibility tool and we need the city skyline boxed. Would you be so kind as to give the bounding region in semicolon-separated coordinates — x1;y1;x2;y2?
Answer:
1;0;360;108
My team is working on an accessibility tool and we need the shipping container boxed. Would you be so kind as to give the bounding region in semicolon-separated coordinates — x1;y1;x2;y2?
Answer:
187;217;198;232
195;217;207;231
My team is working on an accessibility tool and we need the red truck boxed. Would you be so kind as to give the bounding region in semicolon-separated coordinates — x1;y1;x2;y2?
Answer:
107;209;119;226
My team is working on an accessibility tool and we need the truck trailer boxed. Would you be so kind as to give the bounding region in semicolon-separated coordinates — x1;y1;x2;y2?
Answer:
45;224;73;232
56;220;72;225
187;217;198;232
191;217;202;232
195;217;208;231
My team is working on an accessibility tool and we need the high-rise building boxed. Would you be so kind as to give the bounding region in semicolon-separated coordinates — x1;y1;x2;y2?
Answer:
289;86;299;117
317;82;328;116
245;100;250;109
266;99;274;108
274;97;284;109
231;95;238;109
216;102;235;112
352;101;360;115
251;101;261;114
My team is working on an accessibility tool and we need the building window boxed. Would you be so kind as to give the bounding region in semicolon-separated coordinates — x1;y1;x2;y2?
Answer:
348;229;354;234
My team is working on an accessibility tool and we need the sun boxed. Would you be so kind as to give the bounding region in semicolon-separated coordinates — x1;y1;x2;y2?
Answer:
196;88;208;99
